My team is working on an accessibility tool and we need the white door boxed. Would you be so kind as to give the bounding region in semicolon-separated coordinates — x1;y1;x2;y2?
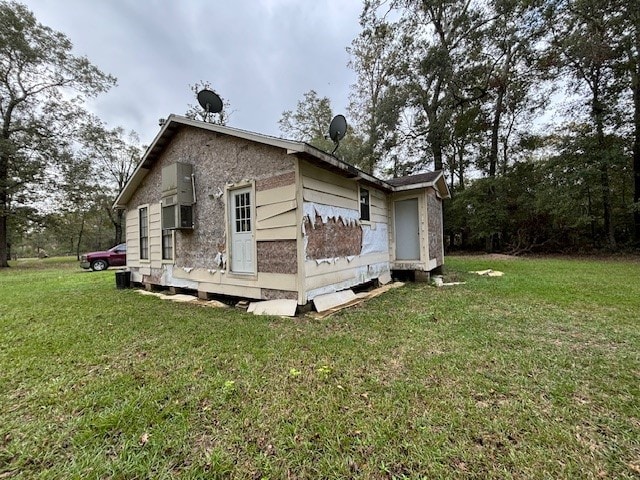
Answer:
230;188;254;273
395;198;420;260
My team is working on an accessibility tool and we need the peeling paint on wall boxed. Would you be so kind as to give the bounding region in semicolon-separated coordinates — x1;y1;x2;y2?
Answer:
303;214;362;260
361;224;389;255
306;261;389;300
161;265;199;290
302;202;360;231
302;201;363;260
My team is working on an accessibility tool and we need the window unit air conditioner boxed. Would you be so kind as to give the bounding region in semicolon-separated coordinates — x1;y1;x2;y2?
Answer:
162;195;193;230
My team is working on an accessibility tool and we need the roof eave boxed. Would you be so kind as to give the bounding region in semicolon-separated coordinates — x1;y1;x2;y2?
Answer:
297;143;394;192
389;171;451;198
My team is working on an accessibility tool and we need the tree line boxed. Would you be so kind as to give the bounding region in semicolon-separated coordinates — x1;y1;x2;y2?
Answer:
281;0;640;253
2;0;638;267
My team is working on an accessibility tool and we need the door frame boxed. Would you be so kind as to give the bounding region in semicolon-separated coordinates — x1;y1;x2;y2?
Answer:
226;182;257;276
393;196;421;261
390;193;425;265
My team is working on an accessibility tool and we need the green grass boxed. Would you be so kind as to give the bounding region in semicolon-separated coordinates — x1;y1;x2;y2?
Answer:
1;256;639;479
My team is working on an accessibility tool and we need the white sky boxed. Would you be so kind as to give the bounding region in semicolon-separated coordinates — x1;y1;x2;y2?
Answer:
22;0;362;145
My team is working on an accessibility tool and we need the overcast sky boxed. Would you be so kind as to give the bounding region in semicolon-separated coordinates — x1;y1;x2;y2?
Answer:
22;0;363;145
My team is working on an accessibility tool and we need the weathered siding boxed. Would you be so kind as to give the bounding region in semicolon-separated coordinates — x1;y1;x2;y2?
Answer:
255;184;297;241
302;163;358;210
125;209;140;267
300;160;390;301
149;203;162;269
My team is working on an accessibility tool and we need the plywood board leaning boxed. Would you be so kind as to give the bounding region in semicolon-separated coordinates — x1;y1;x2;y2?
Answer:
313;289;357;312
247;299;298;317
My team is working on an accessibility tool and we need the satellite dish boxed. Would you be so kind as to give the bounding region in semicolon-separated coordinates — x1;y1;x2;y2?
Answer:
329;114;347;142
197;89;223;121
328;114;347;155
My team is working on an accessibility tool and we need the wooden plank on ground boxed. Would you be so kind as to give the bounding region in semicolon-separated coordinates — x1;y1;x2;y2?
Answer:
307;282;404;319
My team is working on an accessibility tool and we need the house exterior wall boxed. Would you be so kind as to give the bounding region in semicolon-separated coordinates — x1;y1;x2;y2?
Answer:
427;188;444;265
300;161;390;302
389;186;445;272
125;126;299;300
123;123;446;305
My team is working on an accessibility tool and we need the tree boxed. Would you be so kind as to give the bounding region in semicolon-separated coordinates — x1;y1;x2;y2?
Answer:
57;150;99;259
553;0;624;248
278;89;335;152
484;0;553;177
0;1;115;267
348;14;405;175
80;121;141;245
185;80;231;125
612;0;640;242
279;89;366;167
403;0;491;172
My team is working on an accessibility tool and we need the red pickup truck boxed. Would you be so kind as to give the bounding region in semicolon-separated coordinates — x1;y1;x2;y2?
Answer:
80;243;127;271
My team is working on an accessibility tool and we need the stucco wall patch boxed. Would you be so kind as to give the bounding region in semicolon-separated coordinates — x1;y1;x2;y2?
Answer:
257;240;297;274
427;190;443;261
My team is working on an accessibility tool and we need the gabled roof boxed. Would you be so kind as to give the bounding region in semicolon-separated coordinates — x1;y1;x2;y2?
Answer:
387;171;450;198
113;115;450;208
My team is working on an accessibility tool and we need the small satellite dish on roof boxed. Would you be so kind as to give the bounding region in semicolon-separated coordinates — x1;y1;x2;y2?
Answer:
197;89;223;121
328;114;347;155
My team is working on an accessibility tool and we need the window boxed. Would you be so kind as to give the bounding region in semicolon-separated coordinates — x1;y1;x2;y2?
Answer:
139;207;149;260
162;229;173;260
234;191;251;232
360;187;370;221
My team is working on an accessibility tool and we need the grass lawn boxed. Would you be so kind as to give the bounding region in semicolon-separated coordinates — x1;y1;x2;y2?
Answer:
0;256;638;479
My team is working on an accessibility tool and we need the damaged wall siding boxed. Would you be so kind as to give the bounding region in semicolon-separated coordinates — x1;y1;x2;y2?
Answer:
255;179;297;241
427;189;443;262
304;215;362;259
361;224;389;255
257;240;297;274
301;162;359;210
126;126;296;281
256;171;295;192
261;288;298;300
299;160;390;300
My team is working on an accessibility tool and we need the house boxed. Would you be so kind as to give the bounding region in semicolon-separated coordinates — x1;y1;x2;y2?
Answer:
113;115;450;306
